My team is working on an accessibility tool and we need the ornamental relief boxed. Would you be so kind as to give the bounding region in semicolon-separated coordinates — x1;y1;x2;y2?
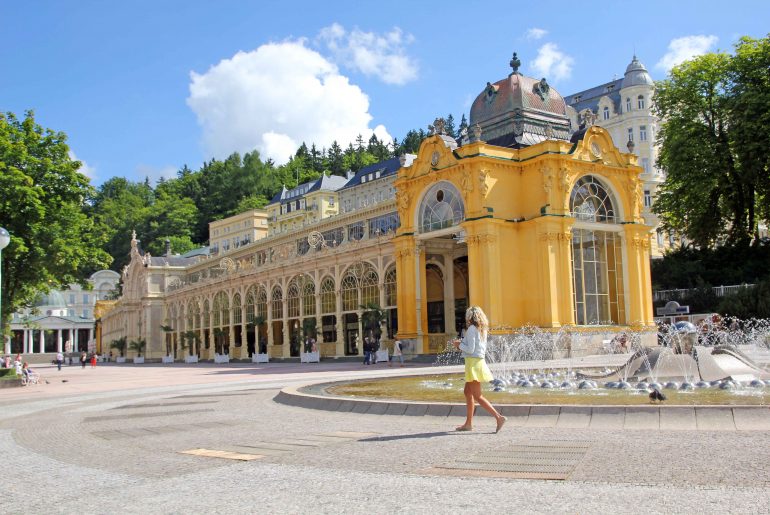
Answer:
396;190;410;214
479;170;490;198
542;164;554;196
538;231;572;243
632;235;651;249
466;234;496;246
460;170;474;198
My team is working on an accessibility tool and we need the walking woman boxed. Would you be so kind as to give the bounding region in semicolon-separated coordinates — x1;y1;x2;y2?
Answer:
452;306;506;433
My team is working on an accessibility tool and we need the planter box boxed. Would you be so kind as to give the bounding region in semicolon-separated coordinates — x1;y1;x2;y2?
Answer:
375;350;389;363
252;353;269;363
133;357;145;364
184;355;199;364
161;355;174;364
300;351;320;363
116;357;126;363
214;353;230;364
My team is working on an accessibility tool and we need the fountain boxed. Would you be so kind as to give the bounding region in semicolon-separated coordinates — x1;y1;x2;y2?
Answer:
318;317;770;406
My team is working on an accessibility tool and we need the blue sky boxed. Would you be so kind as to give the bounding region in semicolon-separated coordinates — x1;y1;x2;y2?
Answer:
2;0;768;186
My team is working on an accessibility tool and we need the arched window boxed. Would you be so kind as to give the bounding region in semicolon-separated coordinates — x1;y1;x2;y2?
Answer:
256;287;267;320
569;175;625;325
187;302;195;330
570;175;616;223
245;287;256;324
637;95;645;109
341;274;359;312
320;277;336;314
232;293;242;325
213;292;228;327
271;286;283;320
361;266;379;306
303;280;316;316
202;300;210;329
419;181;464;233
626;97;631;112
603;106;609;120
384;267;397;307
287;280;300;318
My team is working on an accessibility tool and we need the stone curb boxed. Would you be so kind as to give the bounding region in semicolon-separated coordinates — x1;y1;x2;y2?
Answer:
273;385;770;431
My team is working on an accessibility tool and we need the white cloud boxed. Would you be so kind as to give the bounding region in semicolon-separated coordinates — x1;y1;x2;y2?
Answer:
530;42;574;82
136;164;178;185
187;41;392;165
318;23;418;85
525;28;548;40
656;35;718;71
69;151;96;181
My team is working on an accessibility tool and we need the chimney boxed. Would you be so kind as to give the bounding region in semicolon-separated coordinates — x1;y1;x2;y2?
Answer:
165;239;171;257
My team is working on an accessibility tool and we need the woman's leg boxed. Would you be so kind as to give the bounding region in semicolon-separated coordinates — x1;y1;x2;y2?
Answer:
456;381;475;430
469;382;507;432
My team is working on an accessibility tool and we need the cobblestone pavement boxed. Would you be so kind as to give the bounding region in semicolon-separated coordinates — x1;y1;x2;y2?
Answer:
1;362;769;514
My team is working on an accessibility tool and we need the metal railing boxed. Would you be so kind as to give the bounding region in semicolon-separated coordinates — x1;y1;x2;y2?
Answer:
653;284;756;302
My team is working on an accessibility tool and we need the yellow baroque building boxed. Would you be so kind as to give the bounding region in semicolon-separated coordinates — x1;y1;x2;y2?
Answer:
99;58;655;361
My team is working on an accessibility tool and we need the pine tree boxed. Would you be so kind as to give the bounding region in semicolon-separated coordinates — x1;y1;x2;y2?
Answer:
445;114;456;138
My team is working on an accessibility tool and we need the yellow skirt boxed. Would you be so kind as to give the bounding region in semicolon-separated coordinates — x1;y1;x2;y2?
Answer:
464;357;493;383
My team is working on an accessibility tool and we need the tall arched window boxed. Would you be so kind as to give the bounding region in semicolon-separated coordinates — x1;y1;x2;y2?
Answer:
603;106;609;120
626;97;631;112
232;293;242;325
256;287;267;320
287;280;300;318
361;266;379;306
570;175;625;325
202;300;210;329
321;277;336;314
637;95;645;109
419;181;464;233
570;175;616;223
384;267;397;307
303;281;316;316
245;287;256;324
271;286;283;320
187;302;195;330
341;274;359;312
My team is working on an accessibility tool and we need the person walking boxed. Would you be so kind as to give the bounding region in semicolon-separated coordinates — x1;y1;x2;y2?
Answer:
80;351;87;369
56;351;63;371
389;339;404;367
90;353;97;368
452;306;506;433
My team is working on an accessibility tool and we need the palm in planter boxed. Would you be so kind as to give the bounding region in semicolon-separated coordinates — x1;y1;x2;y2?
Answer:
160;325;174;356
128;338;147;357
110;336;128;358
360;302;387;340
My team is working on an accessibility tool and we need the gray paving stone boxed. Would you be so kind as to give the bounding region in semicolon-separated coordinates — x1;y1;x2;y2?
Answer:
425;404;451;417
695;407;736;431
448;405;466;417
385;402;408;415
366;402;389;415
659;407;697;430
350;401;371;414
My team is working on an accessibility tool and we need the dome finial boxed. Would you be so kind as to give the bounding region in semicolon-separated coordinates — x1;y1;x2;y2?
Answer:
509;52;521;75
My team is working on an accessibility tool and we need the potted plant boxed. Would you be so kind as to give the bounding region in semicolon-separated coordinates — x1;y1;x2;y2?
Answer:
300;318;320;363
213;328;229;363
160;325;174;363
250;316;269;363
129;338;147;364
181;331;199;363
361;302;388;363
110;337;127;363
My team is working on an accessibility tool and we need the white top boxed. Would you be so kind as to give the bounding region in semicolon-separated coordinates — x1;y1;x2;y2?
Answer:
458;325;487;359
393;340;402;356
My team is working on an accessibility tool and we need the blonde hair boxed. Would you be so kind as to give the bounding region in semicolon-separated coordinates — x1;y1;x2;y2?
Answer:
465;306;489;338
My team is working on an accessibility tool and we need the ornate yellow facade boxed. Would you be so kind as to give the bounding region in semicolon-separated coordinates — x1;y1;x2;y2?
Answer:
394;125;654;352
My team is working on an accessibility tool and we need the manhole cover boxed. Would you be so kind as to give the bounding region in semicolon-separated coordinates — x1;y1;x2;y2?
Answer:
429;440;591;480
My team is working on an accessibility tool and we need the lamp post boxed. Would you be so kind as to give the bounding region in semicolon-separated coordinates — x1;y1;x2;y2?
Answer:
0;228;10;355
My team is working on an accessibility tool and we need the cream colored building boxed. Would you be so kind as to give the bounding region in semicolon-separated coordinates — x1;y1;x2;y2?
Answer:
209;209;268;256
566;55;671;256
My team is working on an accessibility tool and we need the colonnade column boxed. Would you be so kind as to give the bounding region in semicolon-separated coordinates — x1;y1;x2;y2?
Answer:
314;291;322;353
38;330;44;353
356;309;364;359
239;304;248;359
334;267;344;356
443;253;456;339
281;292;290;358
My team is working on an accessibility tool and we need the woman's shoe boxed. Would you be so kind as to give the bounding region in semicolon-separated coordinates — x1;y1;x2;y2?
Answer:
495;416;507;434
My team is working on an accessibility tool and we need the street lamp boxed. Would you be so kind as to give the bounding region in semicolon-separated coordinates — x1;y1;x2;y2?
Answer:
0;228;10;355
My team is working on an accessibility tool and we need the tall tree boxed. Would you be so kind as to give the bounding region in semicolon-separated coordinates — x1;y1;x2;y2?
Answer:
653;52;748;247
0;111;112;331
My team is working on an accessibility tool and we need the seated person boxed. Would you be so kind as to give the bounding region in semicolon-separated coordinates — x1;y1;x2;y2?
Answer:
21;362;39;385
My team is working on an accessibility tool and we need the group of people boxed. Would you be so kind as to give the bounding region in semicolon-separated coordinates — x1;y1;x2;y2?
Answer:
359;336;405;366
1;354;41;385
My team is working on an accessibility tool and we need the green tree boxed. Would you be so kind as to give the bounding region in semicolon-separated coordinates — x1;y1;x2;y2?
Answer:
0;111;112;330
653;35;770;247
